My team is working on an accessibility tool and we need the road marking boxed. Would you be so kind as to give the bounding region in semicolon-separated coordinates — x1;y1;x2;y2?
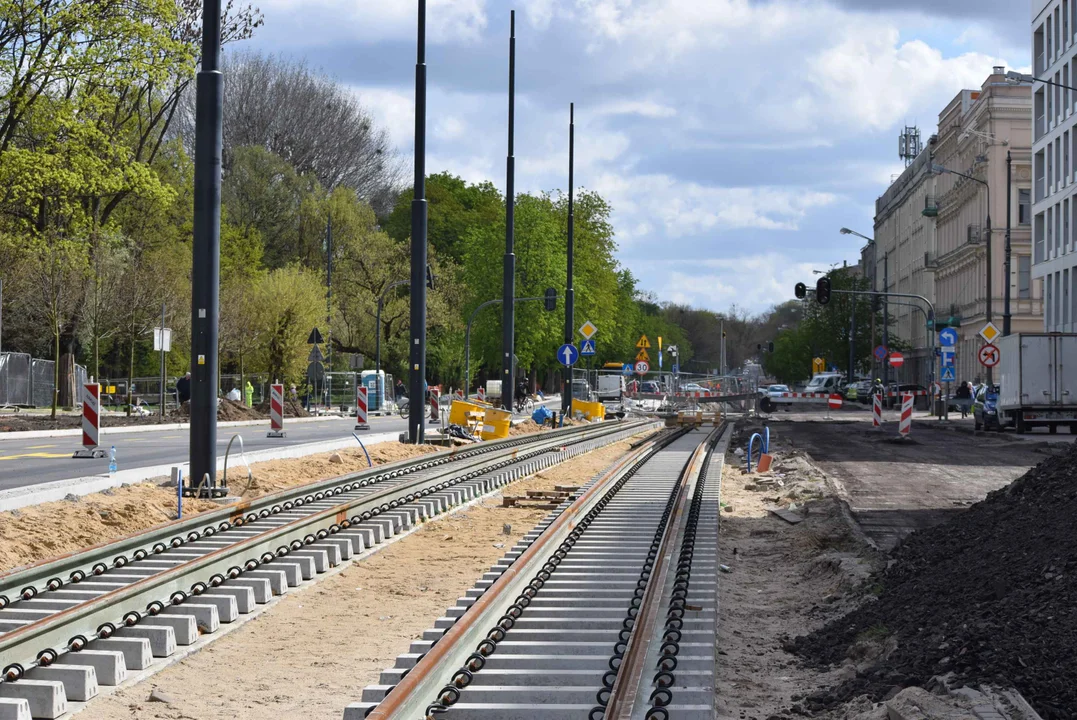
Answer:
0;452;73;460
26;444;57;449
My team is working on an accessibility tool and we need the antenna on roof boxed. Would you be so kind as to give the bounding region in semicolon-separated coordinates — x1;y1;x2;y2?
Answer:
898;126;922;168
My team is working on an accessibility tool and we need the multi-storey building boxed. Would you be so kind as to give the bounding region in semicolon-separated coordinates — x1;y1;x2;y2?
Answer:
1032;0;1077;330
872;140;938;387
933;69;1038;383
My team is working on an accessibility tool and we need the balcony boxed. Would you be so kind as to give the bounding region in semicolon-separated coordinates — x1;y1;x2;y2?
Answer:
921;195;938;218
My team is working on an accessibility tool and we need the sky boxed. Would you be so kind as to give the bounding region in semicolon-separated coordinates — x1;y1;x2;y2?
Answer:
247;0;1030;314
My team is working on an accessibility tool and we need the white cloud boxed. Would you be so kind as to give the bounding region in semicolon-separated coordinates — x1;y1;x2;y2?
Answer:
649;254;821;311
258;0;488;44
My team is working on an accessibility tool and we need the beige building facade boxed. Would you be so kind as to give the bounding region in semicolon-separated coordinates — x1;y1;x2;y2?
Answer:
933;69;1040;385
872;141;938;387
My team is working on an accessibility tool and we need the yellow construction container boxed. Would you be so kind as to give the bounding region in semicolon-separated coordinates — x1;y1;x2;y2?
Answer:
449;400;486;426
480;406;513;440
571;398;606;421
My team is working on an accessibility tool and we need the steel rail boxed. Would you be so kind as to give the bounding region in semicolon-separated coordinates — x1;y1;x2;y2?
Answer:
0;420;653;684
602;425;719;718
354;424;724;720
0;421;618;605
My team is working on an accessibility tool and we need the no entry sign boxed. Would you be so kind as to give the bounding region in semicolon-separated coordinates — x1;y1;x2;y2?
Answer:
889;351;904;368
828;393;843;410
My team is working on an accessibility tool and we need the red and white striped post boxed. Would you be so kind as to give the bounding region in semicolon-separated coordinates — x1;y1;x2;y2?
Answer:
73;383;105;458
355;385;370;430
477;387;486;403
898;392;913;437
872;393;882;428
455;388;464;401
267;383;286;438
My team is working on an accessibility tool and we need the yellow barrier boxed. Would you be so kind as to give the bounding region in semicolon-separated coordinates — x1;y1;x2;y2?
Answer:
449;399;486;426
571;399;606;421
480;406;512;440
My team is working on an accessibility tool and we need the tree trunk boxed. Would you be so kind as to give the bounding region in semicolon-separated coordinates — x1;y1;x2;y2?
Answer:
127;336;134;417
51;325;59;419
58;353;76;407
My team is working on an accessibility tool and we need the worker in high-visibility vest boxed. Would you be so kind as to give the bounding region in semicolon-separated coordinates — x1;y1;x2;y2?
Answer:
245;380;254;408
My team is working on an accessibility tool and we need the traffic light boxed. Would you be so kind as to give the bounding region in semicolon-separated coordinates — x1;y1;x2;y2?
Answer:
543;287;556;311
815;276;831;305
794;282;807;299
426;264;436;290
768;341;774;353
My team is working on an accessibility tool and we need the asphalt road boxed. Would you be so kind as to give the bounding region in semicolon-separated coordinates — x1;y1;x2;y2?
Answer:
0;396;562;493
0;414;414;493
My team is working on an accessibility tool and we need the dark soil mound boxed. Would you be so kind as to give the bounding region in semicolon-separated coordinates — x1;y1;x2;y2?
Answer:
789;445;1077;718
172;400;266;421
254;398;309;418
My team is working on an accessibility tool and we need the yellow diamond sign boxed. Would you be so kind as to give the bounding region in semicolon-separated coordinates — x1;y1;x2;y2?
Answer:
578;320;598;339
979;322;1000;343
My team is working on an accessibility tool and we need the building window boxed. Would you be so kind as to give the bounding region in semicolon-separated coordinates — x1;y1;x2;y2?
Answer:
1047;274;1053;328
1019;256;1031;299
1019;189;1031;224
1066;269;1071;326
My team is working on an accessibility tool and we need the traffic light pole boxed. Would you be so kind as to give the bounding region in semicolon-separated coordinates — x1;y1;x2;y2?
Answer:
562;103;575;417
408;0;428;445
501;11;517;413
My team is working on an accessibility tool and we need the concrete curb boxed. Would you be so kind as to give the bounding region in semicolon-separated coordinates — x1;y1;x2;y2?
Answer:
0;414;343;441
0;431;400;513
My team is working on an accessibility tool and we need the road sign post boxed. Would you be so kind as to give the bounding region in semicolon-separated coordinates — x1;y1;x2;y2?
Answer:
899;392;913;437
558;344;579;367
635;360;649;375
889;351;904;368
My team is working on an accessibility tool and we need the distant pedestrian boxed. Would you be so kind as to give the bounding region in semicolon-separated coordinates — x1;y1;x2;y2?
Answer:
289;384;298;401
176;372;191;404
395;380;406;400
955;381;972;418
244;380;254;407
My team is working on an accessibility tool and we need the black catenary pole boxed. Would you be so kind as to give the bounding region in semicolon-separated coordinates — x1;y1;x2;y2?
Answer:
1004;150;1013;336
326;212;332;405
408;0;428;444
502;10;516;412
563;103;575;416
189;0;223;494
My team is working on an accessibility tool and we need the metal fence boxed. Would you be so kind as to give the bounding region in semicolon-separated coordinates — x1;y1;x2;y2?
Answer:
0;352;87;408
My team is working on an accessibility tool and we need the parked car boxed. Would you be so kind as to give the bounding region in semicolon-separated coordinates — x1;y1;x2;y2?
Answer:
640;380;662;394
766;384;792;411
973;384;1006;431
679;383;706;393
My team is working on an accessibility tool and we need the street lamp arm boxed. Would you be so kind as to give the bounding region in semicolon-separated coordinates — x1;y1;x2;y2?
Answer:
1006;70;1077;93
840;227;874;243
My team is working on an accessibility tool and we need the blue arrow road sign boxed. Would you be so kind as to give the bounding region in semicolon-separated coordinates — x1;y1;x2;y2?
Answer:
622;363;634;376
580;339;596;356
939;327;958;347
558;343;579;367
941;366;956;382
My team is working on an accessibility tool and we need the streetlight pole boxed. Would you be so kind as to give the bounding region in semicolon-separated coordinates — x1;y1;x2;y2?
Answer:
563;103;575;416
189;0;223;494
931;162;992;383
840;227;875;384
501;11;516;412
408;0;428;444
1004;150;1013;336
376;278;409;408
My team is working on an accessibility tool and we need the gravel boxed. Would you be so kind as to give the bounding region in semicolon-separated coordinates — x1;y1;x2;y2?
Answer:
789;443;1077;718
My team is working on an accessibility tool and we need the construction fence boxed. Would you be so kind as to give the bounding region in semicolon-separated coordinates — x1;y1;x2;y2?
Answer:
0;352;88;408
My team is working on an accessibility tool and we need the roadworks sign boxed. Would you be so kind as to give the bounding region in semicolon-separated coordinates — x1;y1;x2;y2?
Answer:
636;335;651;349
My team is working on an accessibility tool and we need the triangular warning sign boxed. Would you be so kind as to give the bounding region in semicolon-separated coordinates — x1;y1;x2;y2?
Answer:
636;335;651;349
636;348;650;362
307;327;324;345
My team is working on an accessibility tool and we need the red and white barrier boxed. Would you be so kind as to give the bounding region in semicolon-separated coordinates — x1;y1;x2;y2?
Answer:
899;392;913;437
872;393;882;428
455;388;464;401
477;387;486;403
355;386;369;430
73;383;105;458
267;383;286;438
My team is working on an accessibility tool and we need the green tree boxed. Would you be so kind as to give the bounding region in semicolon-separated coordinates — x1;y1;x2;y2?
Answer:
253;265;326;384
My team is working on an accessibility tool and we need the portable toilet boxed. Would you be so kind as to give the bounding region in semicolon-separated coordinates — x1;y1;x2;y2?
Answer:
360;370;387;412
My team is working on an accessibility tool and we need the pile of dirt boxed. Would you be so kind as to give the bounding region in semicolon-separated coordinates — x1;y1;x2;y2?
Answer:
507;420;553;437
0;413;175;432
254;397;309;418
216;398;262;421
790;443;1077;718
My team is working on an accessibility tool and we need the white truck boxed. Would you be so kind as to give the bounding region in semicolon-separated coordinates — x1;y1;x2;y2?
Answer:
996;333;1077;434
595;373;626;418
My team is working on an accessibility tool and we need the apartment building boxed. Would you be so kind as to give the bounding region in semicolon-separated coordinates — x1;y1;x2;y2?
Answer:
934;69;1038;383
1032;0;1077;330
872;141;937;386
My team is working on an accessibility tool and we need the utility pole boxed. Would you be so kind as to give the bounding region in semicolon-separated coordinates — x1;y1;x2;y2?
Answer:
848;297;856;385
882;252;889;396
720;321;725;376
1004;150;1013;336
408;0;428;444
984;183;993;386
501;11;516;412
563;103;575;416
326;212;333;408
159;302;166;418
189;0;223;493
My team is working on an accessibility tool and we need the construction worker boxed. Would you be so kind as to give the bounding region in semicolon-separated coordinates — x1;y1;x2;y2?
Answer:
244;380;254;408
